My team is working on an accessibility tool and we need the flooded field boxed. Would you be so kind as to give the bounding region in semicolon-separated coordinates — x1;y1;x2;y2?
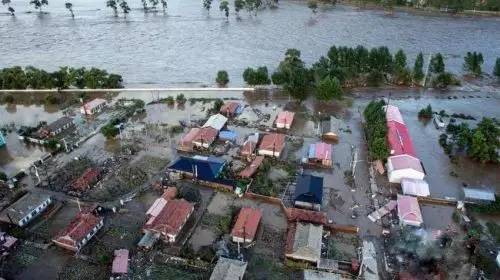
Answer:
1;1;500;86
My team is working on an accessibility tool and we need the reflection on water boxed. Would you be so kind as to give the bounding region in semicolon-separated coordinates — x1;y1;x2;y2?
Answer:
0;132;49;176
0;104;63;126
1;1;499;86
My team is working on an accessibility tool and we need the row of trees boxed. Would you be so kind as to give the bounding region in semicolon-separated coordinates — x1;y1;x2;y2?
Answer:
357;0;499;13
363;100;389;160
0;66;123;89
440;118;499;163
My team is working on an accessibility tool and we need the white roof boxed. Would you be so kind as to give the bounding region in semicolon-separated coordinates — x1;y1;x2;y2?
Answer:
146;198;167;217
209;257;247;280
401;178;430;197
84;98;106;109
463;188;495;202
203;114;228;131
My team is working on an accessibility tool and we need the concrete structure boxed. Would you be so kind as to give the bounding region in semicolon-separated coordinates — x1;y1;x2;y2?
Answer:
42;116;74;137
285;222;323;264
209;257;248;280
231;207;262;243
275;111;295;129
401;178;430;197
203;114;228;131
397;195;423;227
294;174;324;211
0;193;52;227
258;133;286;158
143;199;194;243
81;98;106;115
52;212;104;252
112;249;129;275
387;154;425;183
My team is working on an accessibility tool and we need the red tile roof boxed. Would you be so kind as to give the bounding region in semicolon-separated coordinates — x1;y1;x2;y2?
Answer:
162;187;178;200
180;128;200;147
276;111;295;126
54;212;102;247
193;127;218;145
231;207;262;241
259;133;285;153
387;120;416;157
240;141;257;156
285;207;328;225
72;168;100;191
397;195;423;226
144;199;194;237
220;102;240;115
239;156;265;178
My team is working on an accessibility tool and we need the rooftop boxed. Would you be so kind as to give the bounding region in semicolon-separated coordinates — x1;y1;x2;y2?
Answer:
209;257;248;280
285;222;323;263
112;249;129;274
397;195;423;226
259;133;286;152
46;116;73;132
231;207;262;241
308;142;332;161
54;212;103;247
168;156;226;181
285;207;328;225
276;111;295;125
388;154;424;173
219;102;242;115
0;192;51;223
294;174;324;205
83;98;106;109
384;105;405;125
387;120;416;157
72;168;100;191
463;187;496;202
239;156;264;178
203;113;228;131
144;199;194;237
401;178;430;197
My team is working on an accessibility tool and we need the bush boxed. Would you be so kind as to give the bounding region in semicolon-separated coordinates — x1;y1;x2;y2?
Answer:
176;94;187;105
0;171;7;181
243;66;271;85
3;94;14;103
463;51;483;76
215;70;229;86
418;104;433;118
316;76;342;100
164;96;175;105
44;93;59;105
100;124;119;139
432;72;459;88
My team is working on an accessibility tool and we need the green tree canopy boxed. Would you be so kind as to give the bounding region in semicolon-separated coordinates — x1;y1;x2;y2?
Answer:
430;53;445;74
216;70;229;86
316;76;342;101
463;51;484;76
494;58;500;78
413;52;424;83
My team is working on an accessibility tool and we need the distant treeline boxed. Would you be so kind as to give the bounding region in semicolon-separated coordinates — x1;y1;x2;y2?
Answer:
363;0;500;12
0;66;123;90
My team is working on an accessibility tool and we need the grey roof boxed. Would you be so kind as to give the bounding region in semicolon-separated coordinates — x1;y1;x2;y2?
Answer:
463;188;496;202
46;116;73;132
203;114;228;131
0;192;51;223
209;257;247;280
303;269;342;280
288;223;323;263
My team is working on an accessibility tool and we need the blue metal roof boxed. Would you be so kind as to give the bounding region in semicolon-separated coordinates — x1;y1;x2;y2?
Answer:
294;174;324;205
219;130;237;142
0;133;5;147
169;156;225;181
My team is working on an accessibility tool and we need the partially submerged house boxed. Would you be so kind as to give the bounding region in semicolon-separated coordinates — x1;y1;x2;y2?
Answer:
203;114;228;131
387;154;425;183
285;222;323;264
258;133;286;158
294;174;324;211
401;178;430;197
40;116;74;137
112;249;129;276
305;142;333;168
71;168;101;193
179;128;201;151
275;111;295;129
386;120;416;157
397;195;423;227
52;211;104;252
322;116;342;142
240;133;260;157
238;156;264;179
463;187;496;204
192;127;218;148
81;98;106;115
219;102;243;117
231;207;262;243
209;257;248;280
0;192;52;227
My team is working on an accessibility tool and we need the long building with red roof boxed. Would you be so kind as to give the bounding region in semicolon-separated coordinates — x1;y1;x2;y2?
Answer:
52;211;104;252
143;199;194;243
71;168;101;192
231;207;262;243
387;121;416;157
258;133;286;158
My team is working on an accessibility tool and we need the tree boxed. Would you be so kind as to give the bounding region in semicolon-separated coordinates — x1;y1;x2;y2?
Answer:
176;94;187;104
307;0;318;13
107;0;118;16
316;76;342;101
243;67;270;85
149;0;159;10
120;0;131;16
216;70;229;86
394;49;407;70
101;124;119;139
203;0;212;11
219;0;229;19
463;51;484;77
468;130;490;163
2;0;15;16
413;52;424;83
160;0;167;12
418;104;433;118
30;0;48;13
0;171;7;182
234;0;244;15
430;53;445;74
432;72;457;89
65;2;74;18
141;0;148;11
273;49;310;102
493;58;500;79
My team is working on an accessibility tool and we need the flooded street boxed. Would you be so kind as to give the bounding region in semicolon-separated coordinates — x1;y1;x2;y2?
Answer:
1;1;500;86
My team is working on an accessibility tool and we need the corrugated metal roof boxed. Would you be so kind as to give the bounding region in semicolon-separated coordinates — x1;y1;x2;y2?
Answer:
294;174;324;205
209;257;248;280
219;130;237;142
397;195;423;226
388;155;424;173
463;188;495;202
387;120;416;157
231;207;262;241
203;114;228;131
401;178;430;197
385;105;405;125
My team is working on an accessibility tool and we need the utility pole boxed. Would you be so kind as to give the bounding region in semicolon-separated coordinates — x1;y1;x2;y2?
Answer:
423;53;433;87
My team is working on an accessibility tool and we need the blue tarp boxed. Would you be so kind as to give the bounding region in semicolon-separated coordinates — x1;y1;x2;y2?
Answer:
235;105;244;115
308;144;315;159
294;174;324;204
219;130;237;142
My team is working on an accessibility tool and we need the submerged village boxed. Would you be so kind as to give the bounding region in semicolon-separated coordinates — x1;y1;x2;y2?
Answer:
1;1;500;280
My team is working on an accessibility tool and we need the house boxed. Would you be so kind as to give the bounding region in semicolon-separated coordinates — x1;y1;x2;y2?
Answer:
192;127;218;148
401;178;430;197
209;257;248;280
52;211;104;251
294;174;324;211
0;192;52;227
387;154;425;183
239;156;264;178
275;111;295;129
386;121;416;157
143;199;194;243
397;195;423;227
306;142;333;167
240;133;259;157
81;98;107;115
322;116;342;142
219;102;242;117
41;117;74;137
231;207;262;243
203;114;228;131
179;128;200;151
146;187;177;218
112;249;129;275
463;187;496;204
258;133;286;158
285;222;323;264
71;168;101;192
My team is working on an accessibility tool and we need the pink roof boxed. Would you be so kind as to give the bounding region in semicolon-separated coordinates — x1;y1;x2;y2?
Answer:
193;127;218;145
231;208;262;241
387;121;416;157
83;98;106;110
162;187;177;200
241;141;257;156
388;155;424;173
397;195;423;225
314;142;332;160
144;199;194;236
239;156;264;178
3;235;18;249
220;102;240;115
276;111;295;125
112;249;129;274
385;105;405;125
259;133;286;153
180;128;200;146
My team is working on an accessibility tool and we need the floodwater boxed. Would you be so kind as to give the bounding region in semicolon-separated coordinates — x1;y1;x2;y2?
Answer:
1;1;499;86
0;132;50;176
0;103;62;126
